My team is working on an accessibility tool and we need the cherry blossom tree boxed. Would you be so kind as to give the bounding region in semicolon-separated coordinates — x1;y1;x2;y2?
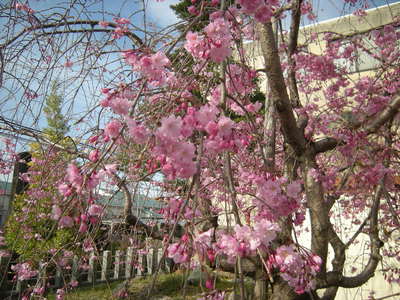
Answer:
0;0;400;299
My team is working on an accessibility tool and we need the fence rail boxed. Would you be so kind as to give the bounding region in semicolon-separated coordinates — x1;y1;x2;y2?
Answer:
0;247;171;297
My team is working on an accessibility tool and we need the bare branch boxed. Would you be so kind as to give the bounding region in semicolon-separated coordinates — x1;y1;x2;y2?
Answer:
314;137;340;154
0;20;144;49
287;0;302;107
366;94;400;134
257;22;306;156
321;185;384;289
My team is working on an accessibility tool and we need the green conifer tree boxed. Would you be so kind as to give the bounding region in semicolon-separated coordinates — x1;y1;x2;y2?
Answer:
43;81;69;142
5;82;73;263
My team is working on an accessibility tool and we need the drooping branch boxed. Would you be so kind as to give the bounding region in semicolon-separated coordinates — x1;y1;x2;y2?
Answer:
0;19;144;50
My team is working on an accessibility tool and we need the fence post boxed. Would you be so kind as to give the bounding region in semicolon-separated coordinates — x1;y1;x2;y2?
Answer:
101;251;110;281
147;248;154;275
157;248;165;272
125;247;133;279
55;264;62;287
71;256;79;282
165;257;172;273
113;250;121;280
88;252;96;283
16;280;22;293
38;262;47;290
136;252;146;276
0;256;7;288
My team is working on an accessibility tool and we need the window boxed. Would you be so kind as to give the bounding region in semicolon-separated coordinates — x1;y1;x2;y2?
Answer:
356;35;379;72
333;30;382;74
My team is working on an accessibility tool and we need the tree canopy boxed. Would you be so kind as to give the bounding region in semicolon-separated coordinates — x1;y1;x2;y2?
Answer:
0;1;399;299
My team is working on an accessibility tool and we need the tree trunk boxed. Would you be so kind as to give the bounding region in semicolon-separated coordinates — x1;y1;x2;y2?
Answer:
253;269;267;300
268;279;298;300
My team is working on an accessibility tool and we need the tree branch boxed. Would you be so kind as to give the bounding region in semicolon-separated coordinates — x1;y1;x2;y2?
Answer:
258;22;306;156
320;185;384;289
287;0;302;108
0;20;144;50
314;138;340;154
314;94;400;154
366;94;400;134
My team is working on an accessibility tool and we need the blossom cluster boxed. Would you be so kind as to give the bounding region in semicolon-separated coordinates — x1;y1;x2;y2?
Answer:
218;220;279;262
185;17;232;63
236;0;280;23
271;245;322;294
124;50;175;86
11;263;38;281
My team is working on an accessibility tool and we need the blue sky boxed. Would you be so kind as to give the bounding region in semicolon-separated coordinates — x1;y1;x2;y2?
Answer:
25;0;400;28
310;0;399;22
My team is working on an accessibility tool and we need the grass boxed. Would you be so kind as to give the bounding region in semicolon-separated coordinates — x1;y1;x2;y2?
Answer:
46;271;255;300
46;280;122;300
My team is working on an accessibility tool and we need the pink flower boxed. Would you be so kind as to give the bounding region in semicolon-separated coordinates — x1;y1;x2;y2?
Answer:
59;216;74;228
83;239;94;252
104;163;118;175
15;3;35;14
127;119;150;144
56;288;65;300
113;26;128;39
88;204;103;216
67;163;83;188
187;5;198;15
109;97;131;115
287;181;302;198
114;17;130;25
51;205;62;220
64;60;73;68
33;286;44;295
205;278;214;289
98;21;109;27
158;116;183;139
104;119;122;138
11;263;37;280
151;51;170;68
88;149;100;162
217;116;234;138
58;183;72;197
79;222;88;233
167;242;190;264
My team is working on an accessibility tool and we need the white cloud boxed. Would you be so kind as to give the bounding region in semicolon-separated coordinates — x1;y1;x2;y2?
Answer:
146;0;181;27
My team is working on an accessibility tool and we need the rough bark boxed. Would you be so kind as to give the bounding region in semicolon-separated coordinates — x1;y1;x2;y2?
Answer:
257;22;306;156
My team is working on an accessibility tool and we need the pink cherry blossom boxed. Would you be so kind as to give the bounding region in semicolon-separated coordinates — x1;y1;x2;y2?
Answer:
104;119;122;138
59;216;74;228
88;149;100;162
88;204;103;216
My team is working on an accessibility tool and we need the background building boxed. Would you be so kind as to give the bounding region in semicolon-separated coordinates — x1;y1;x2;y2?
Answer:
0;180;12;227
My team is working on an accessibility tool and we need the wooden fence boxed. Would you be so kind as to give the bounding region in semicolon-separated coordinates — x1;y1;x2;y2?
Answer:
0;247;171;297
